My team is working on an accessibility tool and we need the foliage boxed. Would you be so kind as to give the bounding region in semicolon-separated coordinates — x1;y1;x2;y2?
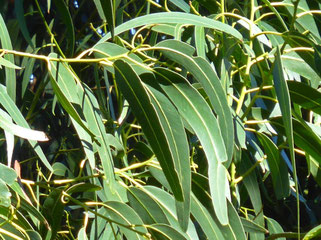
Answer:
0;0;321;239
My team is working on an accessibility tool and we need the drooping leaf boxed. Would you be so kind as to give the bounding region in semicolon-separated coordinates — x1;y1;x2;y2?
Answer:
154;67;228;224
14;0;34;49
127;187;170;225
100;0;115;38
256;132;290;199
103;201;148;240
241;217;269;234
190;194;224;240
0;84;53;171
42;189;65;239
266;217;285;240
169;0;190;12
287;81;321;115
47;56;95;139
0;14;16;102
0;56;21;69
141;73;190;231
0;109;49;142
154;40;234;164
147;223;187;240
52;0;75;56
142;186;198;240
114;60;184;202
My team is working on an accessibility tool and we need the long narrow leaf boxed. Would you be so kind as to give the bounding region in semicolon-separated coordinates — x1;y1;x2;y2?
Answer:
0;14;16;102
114;60;184;202
141;74;190;231
256;132;290;199
95;12;242;46
154;67;229;224
0;84;52;171
154;40;234;164
272;47;298;228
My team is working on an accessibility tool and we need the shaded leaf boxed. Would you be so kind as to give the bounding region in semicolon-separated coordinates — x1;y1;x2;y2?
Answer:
154;67;228;224
256;132;290;199
0;14;16;101
114;60;184;202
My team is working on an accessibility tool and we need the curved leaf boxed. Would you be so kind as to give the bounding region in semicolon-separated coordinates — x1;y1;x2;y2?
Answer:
0;84;52;171
114;60;184;202
127;187;170;225
287;81;321;115
104;201;148;239
141;73;190;231
256;132;290;199
154;67;229;224
95;12;242;46
147;223;187;240
154;40;234;164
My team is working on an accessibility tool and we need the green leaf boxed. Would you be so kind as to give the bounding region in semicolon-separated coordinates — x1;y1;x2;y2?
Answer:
0;205;33;231
78;227;88;240
0;56;21;69
281;55;321;88
223;200;246;240
104;201;148;239
273;48;294;158
0;163;17;185
303;224;321;240
100;0;115;38
308;154;321;187
0;14;16;102
78;83;116;190
0;109;49;142
0;84;53;171
52;162;73;177
155;39;234;164
190;194;224;240
147;224;187;240
42;189;65;239
26;231;42;240
169;0;190;12
14;0;34;49
95;12;242;46
47;57;95;139
154;67;228;224
256;132;290;199
93;42;149;75
1;107;14;167
127;187;170;225
142;186;198;240
11;190;50;230
287;81;321;115
66;183;101;194
141;73;190;231
52;0;75;56
236;151;264;238
241;217;269;234
266;217;285;240
0;179;11;207
0;164;16;207
272;47;297;216
194;26;206;58
114;60;184;202
270;117;321;164
281;32;316;73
